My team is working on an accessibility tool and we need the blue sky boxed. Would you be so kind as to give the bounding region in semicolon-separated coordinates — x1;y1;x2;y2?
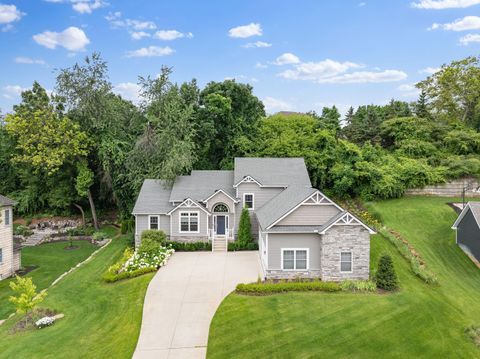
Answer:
1;0;480;114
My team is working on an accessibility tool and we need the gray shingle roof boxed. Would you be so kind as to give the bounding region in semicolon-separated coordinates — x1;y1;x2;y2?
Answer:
255;186;317;229
468;202;480;227
169;170;235;202
0;194;16;207
234;158;311;187
267;225;324;233
132;180;174;214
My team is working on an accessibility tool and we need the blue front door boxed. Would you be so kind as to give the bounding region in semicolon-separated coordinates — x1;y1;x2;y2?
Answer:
216;216;226;235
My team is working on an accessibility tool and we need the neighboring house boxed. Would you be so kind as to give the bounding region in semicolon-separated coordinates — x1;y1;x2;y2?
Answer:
0;195;21;281
452;202;480;263
132;158;375;280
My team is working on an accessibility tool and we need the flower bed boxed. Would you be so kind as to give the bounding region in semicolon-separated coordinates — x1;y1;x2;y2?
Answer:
103;245;174;283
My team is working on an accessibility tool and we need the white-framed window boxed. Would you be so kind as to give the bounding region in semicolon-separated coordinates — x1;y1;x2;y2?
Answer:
4;209;10;226
0;248;2;263
340;251;352;272
281;248;309;270
243;193;254;210
179;211;199;233
149;215;159;230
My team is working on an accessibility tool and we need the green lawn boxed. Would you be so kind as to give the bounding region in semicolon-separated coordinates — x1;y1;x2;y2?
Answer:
207;196;480;358
0;240;98;319
0;230;154;359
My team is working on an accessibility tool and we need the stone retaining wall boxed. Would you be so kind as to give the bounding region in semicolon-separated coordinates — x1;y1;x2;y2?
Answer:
405;177;480;198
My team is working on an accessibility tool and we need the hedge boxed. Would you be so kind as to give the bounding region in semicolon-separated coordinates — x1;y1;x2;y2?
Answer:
103;266;157;283
167;241;212;251
228;242;258;251
236;280;340;295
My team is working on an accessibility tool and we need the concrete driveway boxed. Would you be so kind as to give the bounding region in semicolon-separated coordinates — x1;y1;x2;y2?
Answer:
133;251;261;359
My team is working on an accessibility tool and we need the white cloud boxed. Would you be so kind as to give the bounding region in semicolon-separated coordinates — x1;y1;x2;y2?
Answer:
72;0;107;14
274;53;301;65
420;66;441;74
255;62;268;69
0;4;24;24
14;57;46;65
278;58;407;84
412;0;480;9
113;82;141;103
33;26;90;51
358;2;367;6
242;41;272;48
224;75;258;84
130;31;150;40
106;12;156;31
2;85;27;99
228;22;262;38
154;30;193;40
126;19;156;30
263;96;292;112
126;46;174;58
397;83;421;98
430;16;480;31
459;33;480;45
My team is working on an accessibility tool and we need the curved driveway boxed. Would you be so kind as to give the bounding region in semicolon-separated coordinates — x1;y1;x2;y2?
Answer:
133;251;261;359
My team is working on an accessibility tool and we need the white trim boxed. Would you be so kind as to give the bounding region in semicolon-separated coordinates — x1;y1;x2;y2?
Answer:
340;251;353;273
178;211;200;234
203;189;238;204
281;248;309;271
267;190;343;230
148;215;160;230
233;175;262;188
319;212;376;234
265;233;269;269
167;197;210;215
243;193;255;210
452;203;480;230
135;214;138;235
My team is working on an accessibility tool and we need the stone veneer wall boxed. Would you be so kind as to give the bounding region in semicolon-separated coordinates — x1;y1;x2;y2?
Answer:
321;226;370;281
266;269;322;280
405;177;480;198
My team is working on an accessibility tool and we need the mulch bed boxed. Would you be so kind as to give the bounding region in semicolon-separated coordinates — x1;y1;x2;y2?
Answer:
15;265;39;276
64;245;80;251
10;308;58;334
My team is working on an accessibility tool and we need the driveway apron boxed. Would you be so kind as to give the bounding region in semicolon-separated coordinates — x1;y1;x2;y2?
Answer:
133;251;261;359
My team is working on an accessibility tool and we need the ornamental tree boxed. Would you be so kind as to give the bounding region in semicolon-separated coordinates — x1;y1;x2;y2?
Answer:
238;207;253;246
9;276;47;323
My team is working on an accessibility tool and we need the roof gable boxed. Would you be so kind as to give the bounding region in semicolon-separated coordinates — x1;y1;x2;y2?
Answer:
167;198;210;215
0;194;16;207
452;202;480;230
319;211;376;234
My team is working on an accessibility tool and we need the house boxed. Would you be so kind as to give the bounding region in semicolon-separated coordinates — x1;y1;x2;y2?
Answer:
132;158;375;280
452;202;480;263
0;195;21;280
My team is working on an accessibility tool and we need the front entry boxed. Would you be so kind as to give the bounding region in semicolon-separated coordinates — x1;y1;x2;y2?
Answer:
215;215;227;236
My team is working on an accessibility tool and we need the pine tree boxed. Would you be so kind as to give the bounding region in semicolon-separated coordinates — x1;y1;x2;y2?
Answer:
415;90;431;119
238;207;253;246
376;254;398;291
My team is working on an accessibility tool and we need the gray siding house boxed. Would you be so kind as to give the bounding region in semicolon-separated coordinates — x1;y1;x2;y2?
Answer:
132;158;375;280
0;195;21;281
452;202;480;263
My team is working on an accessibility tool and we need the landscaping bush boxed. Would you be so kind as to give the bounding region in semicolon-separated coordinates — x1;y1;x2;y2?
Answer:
228;241;259;251
13;224;33;237
92;231;108;242
120;218;135;234
237;207;253;245
167;241;212;251
141;230;167;245
67;226;95;236
465;325;480;347
376;254;399;291
236;280;340;295
340;280;377;292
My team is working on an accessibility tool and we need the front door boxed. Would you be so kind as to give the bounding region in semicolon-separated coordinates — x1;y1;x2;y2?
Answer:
215;215;226;235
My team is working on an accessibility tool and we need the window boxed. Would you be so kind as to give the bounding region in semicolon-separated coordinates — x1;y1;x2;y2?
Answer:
282;249;308;270
180;212;199;233
149;215;159;230
213;203;228;213
0;248;2;263
243;193;254;210
340;252;352;272
4;209;10;226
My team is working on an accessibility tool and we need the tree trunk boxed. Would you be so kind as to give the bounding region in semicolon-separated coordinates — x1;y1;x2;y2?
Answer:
87;188;99;230
73;203;86;226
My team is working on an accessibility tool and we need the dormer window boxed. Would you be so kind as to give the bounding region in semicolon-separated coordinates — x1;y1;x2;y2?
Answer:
243;193;254;210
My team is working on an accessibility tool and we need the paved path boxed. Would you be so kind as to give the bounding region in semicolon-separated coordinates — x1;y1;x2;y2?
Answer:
133;251;261;359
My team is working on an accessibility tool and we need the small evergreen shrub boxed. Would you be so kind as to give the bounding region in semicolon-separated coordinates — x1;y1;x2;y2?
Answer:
376;254;399;291
228;241;259;251
237;207;253;246
141;230;167;245
167;241;212;251
236;280;340;295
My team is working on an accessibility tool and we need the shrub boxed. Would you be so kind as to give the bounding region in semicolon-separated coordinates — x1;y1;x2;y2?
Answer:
92;231;108;242
238;207;253;244
13;224;34;237
376;254;399;291
67;226;95;236
120;218;135;234
228;241;259;251
141;230;167;245
465;325;480;347
340;280;377;292
236;280;340;295
9;276;47;323
167;241;212;251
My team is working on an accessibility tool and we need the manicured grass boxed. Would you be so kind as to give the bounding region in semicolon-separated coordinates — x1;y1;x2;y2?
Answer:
0;240;97;319
0;230;154;359
207;196;480;358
